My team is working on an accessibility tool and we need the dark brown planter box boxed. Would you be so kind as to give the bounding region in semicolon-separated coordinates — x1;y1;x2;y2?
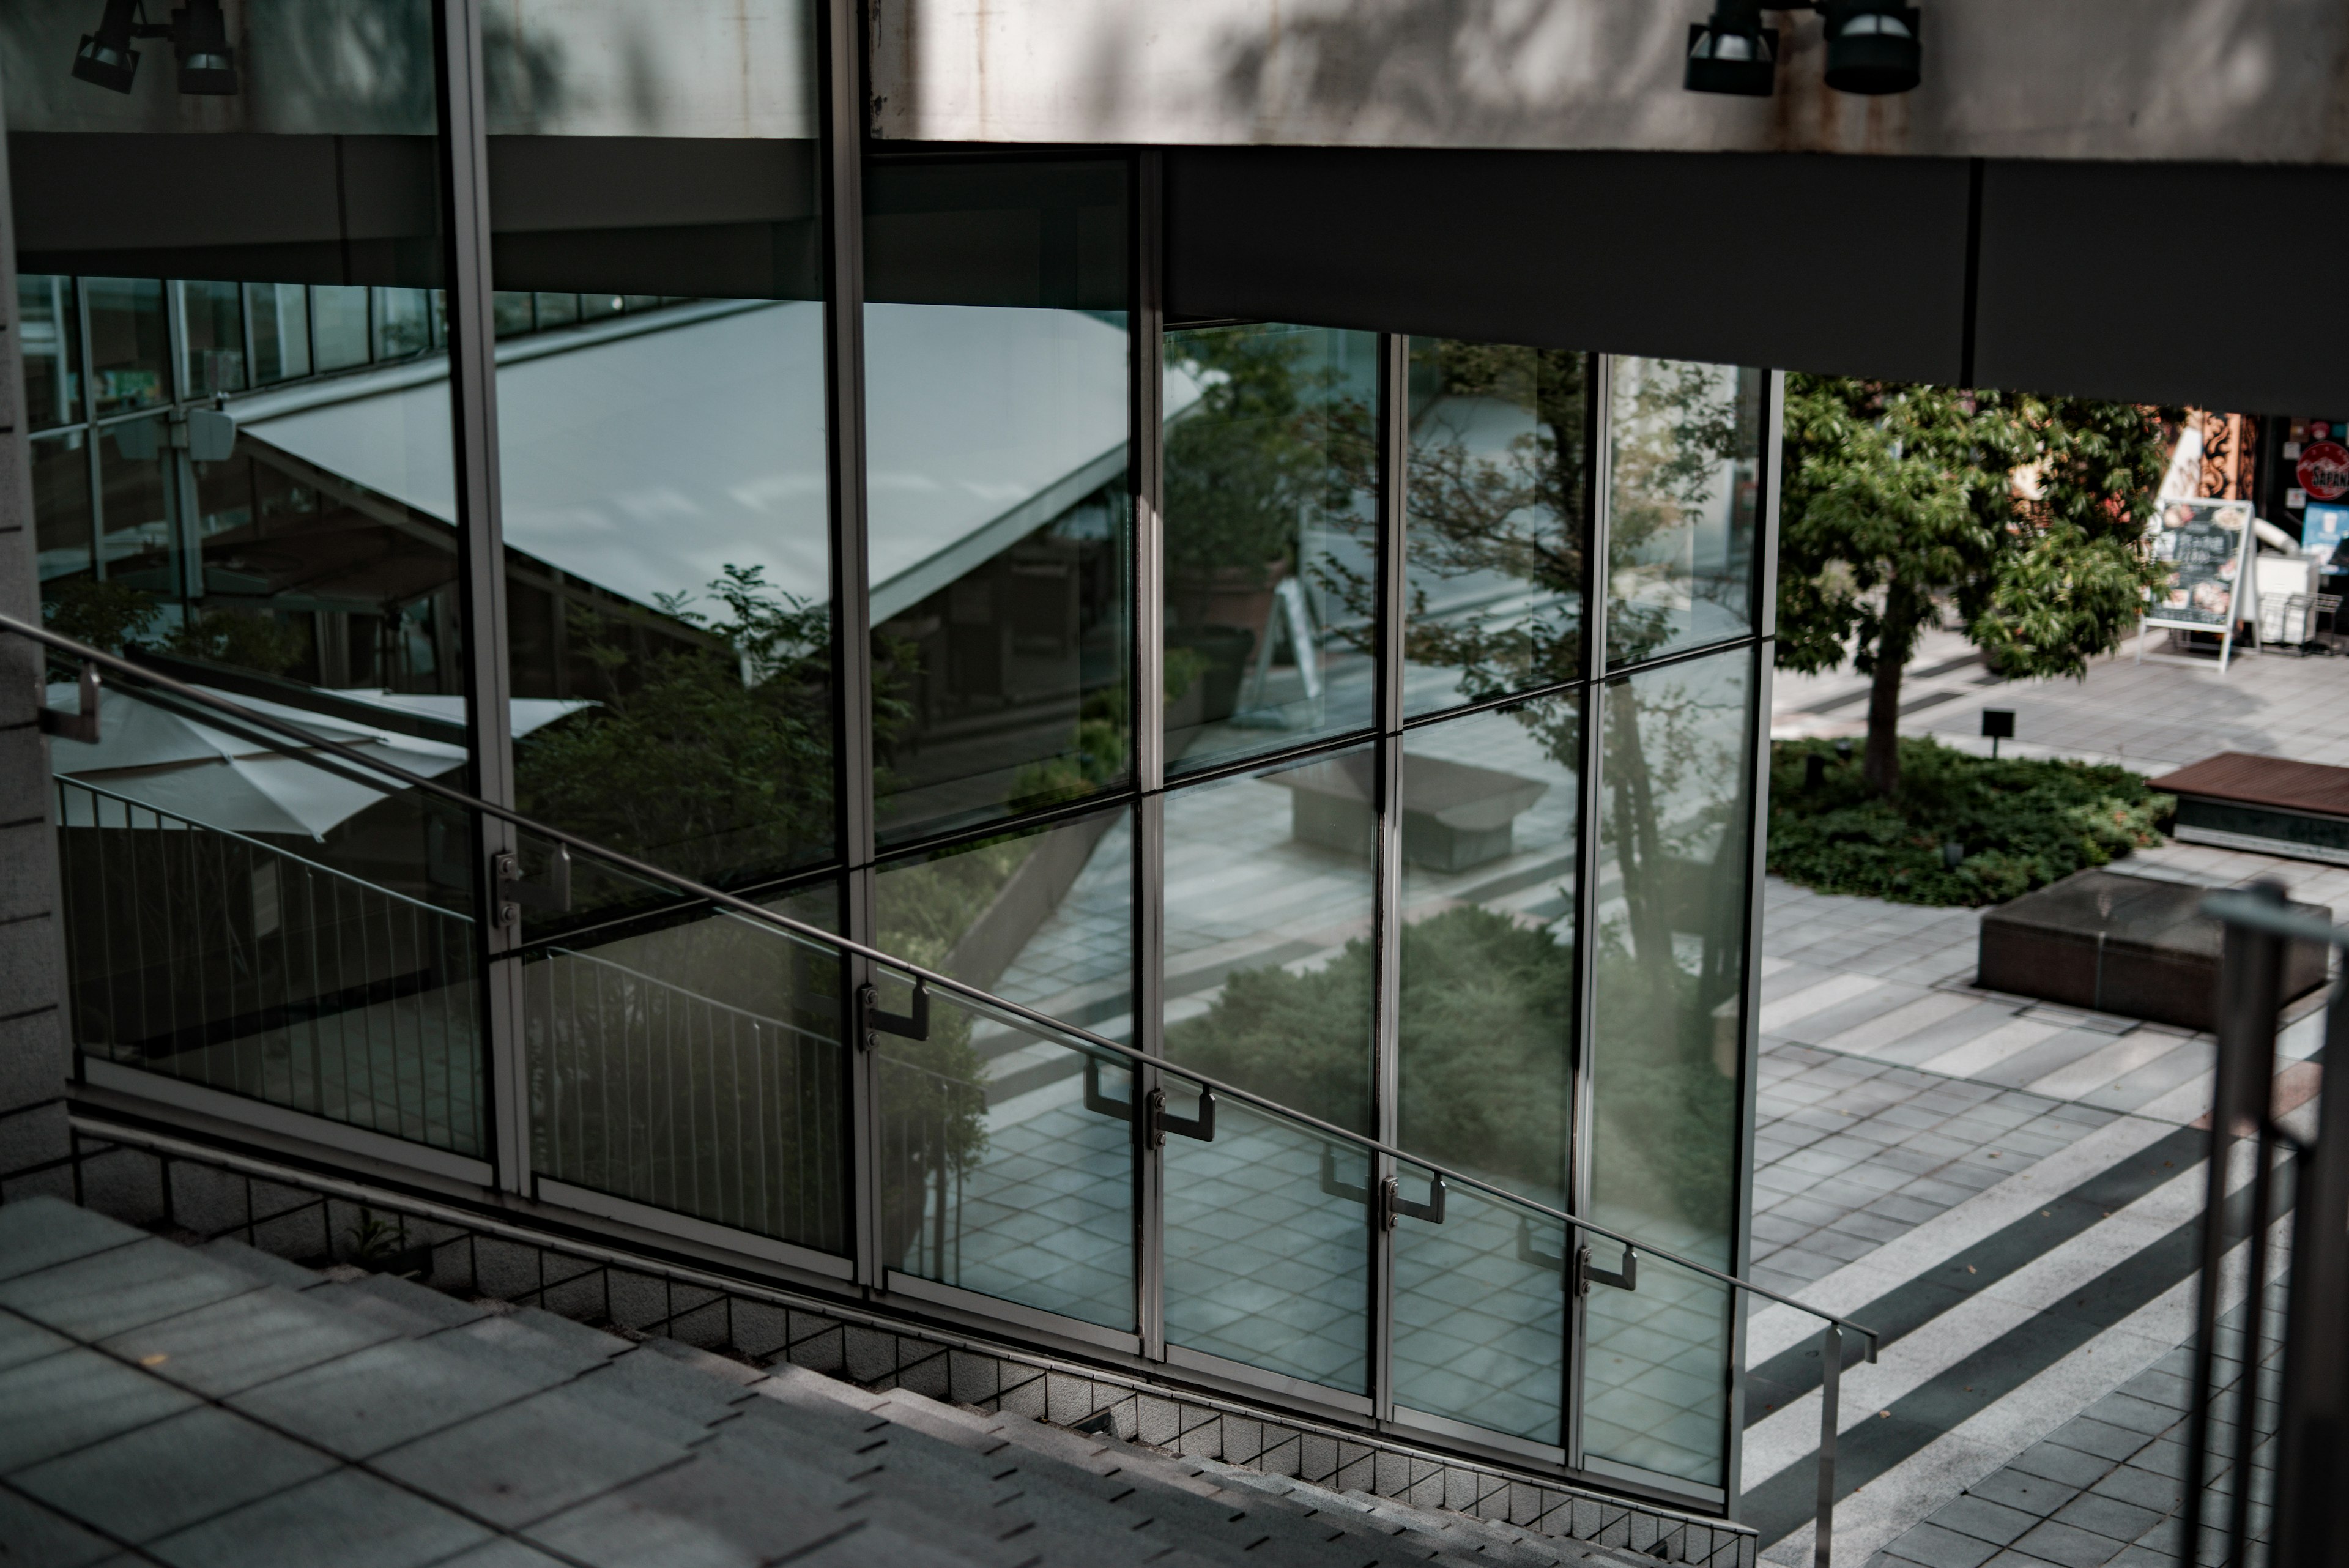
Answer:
1977;868;2331;1031
1271;752;1549;873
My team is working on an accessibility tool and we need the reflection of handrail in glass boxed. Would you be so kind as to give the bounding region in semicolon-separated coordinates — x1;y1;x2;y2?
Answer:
4;612;1871;1331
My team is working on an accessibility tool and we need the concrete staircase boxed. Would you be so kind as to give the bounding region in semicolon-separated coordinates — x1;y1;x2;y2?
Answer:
0;1197;1682;1566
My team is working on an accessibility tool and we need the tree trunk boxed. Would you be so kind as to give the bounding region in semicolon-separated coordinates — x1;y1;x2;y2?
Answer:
1863;593;1917;797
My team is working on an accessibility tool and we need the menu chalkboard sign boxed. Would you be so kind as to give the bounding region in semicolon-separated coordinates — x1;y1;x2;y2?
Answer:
2142;498;2258;669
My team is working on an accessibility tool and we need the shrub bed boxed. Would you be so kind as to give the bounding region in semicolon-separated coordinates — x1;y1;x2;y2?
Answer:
1768;737;2172;907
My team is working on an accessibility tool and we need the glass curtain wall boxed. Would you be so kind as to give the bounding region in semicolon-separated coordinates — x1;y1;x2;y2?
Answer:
472;0;845;1252
11;9;486;1158
7;7;1779;1499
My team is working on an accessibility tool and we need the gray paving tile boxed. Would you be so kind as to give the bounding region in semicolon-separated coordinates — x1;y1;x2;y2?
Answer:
147;1467;490;1568
230;1339;555;1460
2007;1517;2128;1567
0;1309;73;1376
12;1405;335;1544
0;1241;259;1345
99;1286;398;1399
0;1481;122;1568
0;1200;143;1286
1931;1493;2038;1547
373;1389;688;1529
427;1541;573;1568
524;1452;859;1567
1887;1521;2001;1568
0;1347;199;1474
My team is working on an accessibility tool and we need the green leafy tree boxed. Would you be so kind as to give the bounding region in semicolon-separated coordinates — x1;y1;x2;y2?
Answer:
1778;379;2174;797
514;565;834;886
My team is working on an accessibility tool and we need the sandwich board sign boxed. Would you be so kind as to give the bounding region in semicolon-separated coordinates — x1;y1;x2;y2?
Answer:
2141;498;2258;672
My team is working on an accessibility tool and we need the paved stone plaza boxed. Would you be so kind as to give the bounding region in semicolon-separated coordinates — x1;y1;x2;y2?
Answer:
1754;633;2347;1566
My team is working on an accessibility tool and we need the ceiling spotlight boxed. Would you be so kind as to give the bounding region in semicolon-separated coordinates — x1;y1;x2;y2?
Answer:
1822;1;1921;94
68;0;238;96
1685;1;1778;96
1680;1;1921;97
70;0;143;92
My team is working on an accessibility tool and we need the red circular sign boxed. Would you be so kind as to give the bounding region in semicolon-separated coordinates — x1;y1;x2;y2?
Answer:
2299;440;2349;500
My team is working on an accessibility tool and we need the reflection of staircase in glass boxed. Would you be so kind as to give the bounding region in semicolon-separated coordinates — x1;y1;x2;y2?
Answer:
56;777;485;1156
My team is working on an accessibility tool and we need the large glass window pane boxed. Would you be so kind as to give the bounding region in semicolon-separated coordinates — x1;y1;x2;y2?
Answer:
85;278;169;416
484;0;830;897
1163;324;1376;772
1583;645;1756;1488
1396;697;1579;1199
12;9;473;1156
874;807;1137;1326
245;283;311;384
864;160;1132;844
1392;1176;1566;1444
1162;743;1376;1134
373;288;434;360
1388;697;1578;1444
20;275;81;429
29;433;92;589
312;286;371;371
1164;1099;1371;1391
176;280;246;397
524;880;846;1251
1403;340;1587;715
96;417;173;593
1605;357;1764;668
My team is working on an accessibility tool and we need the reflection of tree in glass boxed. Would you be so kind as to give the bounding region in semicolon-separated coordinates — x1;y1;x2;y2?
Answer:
42;576;311;674
1316;344;1586;697
872;841;1022;1271
1606;359;1753;669
1165;906;1568;1180
1590;663;1750;1261
514;564;834;887
1164;328;1346;585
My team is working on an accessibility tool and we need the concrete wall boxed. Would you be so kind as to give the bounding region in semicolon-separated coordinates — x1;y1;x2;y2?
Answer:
871;0;2349;162
0;93;74;1203
1;0;814;138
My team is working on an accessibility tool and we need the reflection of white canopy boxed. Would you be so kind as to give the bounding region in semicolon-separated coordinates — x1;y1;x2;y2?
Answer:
50;686;582;840
239;303;1202;624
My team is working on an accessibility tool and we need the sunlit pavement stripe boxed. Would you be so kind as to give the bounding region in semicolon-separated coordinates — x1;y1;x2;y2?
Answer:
1915;1016;2063;1080
1746;1111;2180;1366
1740;1135;2255;1493
1757;973;1888;1036
1756;1216;2281;1567
1812;990;1983;1059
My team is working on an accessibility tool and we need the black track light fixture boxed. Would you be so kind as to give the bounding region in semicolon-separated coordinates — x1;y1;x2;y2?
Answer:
1684;0;1778;96
173;0;238;95
69;0;239;96
1682;0;1921;98
70;0;143;92
1821;1;1921;94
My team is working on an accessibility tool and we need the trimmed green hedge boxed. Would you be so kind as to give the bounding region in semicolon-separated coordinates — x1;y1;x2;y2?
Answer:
1768;737;2172;907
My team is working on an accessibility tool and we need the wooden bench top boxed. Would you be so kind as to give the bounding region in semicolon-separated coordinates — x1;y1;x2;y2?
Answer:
2146;752;2349;818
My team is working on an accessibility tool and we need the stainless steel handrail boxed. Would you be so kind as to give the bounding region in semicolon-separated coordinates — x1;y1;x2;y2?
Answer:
12;611;1879;1549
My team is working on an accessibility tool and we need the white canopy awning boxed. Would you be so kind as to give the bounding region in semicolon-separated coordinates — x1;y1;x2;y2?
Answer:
239;303;1201;625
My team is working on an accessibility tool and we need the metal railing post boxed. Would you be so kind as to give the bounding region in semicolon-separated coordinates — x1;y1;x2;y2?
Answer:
1816;1322;1841;1568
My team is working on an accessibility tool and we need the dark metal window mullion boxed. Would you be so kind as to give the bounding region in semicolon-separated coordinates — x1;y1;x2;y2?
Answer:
430;0;527;1193
1564;351;1614;1466
1368;332;1409;1421
1129;149;1169;1360
1721;366;1789;1512
818;0;880;1287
